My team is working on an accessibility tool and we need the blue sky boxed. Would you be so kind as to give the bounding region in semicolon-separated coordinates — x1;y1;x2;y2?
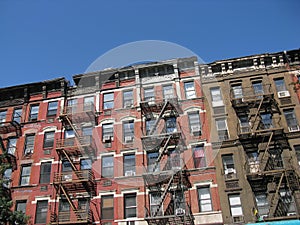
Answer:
0;0;299;88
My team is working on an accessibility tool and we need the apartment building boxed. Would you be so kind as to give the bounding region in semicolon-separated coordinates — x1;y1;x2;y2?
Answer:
0;57;222;225
201;49;300;224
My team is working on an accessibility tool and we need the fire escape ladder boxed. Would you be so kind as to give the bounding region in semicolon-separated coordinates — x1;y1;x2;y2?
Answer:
152;135;172;172
149;101;169;136
269;172;285;217
60;149;78;172
152;174;175;217
286;170;300;192
259;132;274;172
59;184;77;211
250;97;264;131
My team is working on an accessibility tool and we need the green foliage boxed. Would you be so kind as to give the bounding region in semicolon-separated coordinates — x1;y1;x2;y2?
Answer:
0;154;29;225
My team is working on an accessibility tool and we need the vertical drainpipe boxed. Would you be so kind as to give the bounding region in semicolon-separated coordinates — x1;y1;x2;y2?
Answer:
174;61;181;99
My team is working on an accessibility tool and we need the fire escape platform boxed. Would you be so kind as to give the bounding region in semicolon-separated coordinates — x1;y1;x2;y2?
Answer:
0;121;21;136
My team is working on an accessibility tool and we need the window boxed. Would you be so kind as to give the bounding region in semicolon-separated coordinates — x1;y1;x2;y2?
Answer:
210;87;223;102
188;112;201;135
16;200;27;213
163;85;173;99
124;154;135;176
239;116;250;133
254;193;269;219
13;108;22;124
62;160;72;172
7;137;17;155
144;88;155;102
184;81;196;99
101;195;114;220
197;186;212;212
39;162;51;184
247;152;259;173
103;93;114;110
261;113;273;129
123;90;134;108
81;158;92;170
35;200;48;224
29;104;39;121
84;96;94;111
222;155;235;178
166;117;177;133
82;126;93;144
102;156;114;178
24;134;35;155
274;78;287;92
64;129;75;146
295;145;300;166
3;168;12;188
150;192;162;216
123;121;134;143
102;123;114;142
229;195;243;219
20;165;31;186
0;110;6;123
67;99;77;113
43;131;55;148
231;84;243;99
252;81;264;97
47;101;58;117
124;194;136;218
216;118;229;140
284;109;299;131
193;145;206;168
78;198;89;211
146;119;155;135
147;152;159;172
59;199;70;220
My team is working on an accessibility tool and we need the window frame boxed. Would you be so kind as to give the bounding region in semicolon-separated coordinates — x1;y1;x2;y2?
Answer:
102;123;114;142
197;186;213;212
101;195;114;220
39;162;52;184
103;93;114;110
24;134;35;155
0;110;7;123
163;85;174;100
16;200;27;213
144;88;155;102
124;194;137;218
7;137;17;155
20;164;31;186
124;154;136;176
102;155;114;178
210;87;223;102
193;145;206;168
29;104;39;121
47;101;58;117
81;158;92;170
13;108;22;123
184;81;196;99
123;120;134;143
228;194;243;217
274;78;287;92
35;200;48;224
188;112;201;135
284;109;299;131
215;118;229;140
83;96;94;111
43;131;55;148
123;90;134;108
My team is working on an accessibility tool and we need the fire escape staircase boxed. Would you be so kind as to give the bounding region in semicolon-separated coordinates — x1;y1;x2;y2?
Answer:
141;96;194;225
52;103;96;224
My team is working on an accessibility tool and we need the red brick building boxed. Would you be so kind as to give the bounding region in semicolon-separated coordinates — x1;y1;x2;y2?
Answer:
0;57;222;225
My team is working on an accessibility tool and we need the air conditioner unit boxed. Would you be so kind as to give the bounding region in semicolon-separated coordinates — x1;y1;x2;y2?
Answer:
225;168;235;174
125;170;135;176
125;136;133;143
232;215;244;223
191;126;201;133
103;135;112;142
148;101;155;106
277;91;290;98
175;208;185;216
24;148;33;155
212;100;224;107
288;125;300;132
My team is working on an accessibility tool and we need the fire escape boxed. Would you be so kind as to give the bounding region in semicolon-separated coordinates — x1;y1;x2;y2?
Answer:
141;93;194;225
51;101;97;224
231;83;300;221
0;117;21;172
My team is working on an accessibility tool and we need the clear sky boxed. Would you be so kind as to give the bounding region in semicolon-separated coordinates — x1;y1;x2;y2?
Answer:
0;0;299;88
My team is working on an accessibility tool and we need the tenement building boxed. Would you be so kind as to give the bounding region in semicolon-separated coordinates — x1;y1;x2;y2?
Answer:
0;49;299;225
